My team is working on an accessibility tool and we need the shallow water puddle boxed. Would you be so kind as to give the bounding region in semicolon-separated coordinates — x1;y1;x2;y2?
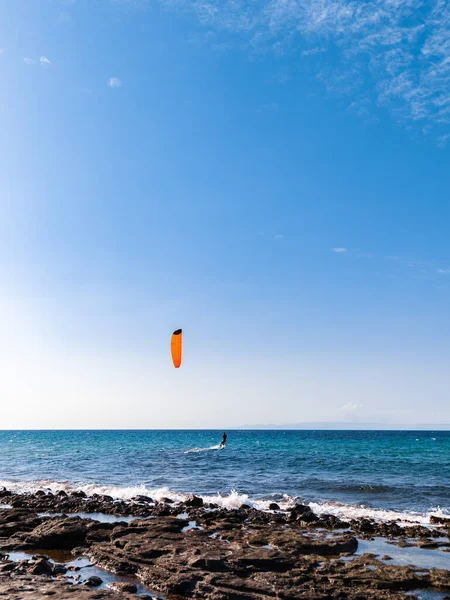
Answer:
6;550;157;596
407;591;449;600
356;538;450;570
66;557;157;595
182;520;204;532
38;511;136;524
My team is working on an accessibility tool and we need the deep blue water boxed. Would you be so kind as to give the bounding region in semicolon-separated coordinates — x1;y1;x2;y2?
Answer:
0;430;449;520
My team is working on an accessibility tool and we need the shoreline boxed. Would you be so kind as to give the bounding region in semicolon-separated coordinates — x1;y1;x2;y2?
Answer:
0;479;446;526
1;487;450;598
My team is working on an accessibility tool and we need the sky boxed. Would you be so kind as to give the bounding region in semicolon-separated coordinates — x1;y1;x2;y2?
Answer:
1;0;450;429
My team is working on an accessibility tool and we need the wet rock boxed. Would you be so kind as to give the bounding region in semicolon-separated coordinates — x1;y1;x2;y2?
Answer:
25;516;93;549
357;518;377;534
30;557;53;575
107;581;138;593
185;495;204;508
85;575;103;586
430;514;450;525
52;563;68;575
0;561;16;573
72;490;87;499
288;504;320;524
159;497;174;504
132;495;153;504
3;488;450;600
269;503;281;510
418;540;440;549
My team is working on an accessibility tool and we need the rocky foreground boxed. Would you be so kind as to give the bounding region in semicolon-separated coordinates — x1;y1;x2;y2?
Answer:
1;489;450;599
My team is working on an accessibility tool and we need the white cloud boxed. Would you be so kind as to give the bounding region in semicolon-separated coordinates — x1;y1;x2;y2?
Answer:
437;268;450;274
341;402;363;411
24;57;35;65
108;77;123;88
157;0;450;140
332;247;348;253
40;56;51;65
274;234;284;240
302;47;326;57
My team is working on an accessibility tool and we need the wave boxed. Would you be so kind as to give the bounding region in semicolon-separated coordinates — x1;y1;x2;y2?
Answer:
0;479;448;526
311;482;394;495
184;445;223;454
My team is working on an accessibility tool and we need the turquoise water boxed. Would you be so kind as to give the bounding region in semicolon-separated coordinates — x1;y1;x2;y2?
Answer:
0;430;449;521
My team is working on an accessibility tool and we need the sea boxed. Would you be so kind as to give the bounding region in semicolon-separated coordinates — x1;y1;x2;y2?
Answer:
0;429;449;525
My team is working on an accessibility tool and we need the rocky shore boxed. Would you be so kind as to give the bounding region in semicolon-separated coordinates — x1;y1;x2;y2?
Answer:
1;488;450;599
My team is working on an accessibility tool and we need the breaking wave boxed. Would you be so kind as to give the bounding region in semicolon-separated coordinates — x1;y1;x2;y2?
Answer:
0;479;448;526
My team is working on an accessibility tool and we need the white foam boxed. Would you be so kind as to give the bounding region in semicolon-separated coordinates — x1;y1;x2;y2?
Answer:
309;500;450;526
0;479;448;525
184;445;223;454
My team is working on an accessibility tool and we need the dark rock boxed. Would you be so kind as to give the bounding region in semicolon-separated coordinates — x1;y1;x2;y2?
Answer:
419;541;440;549
430;514;450;525
189;555;229;572
358;518;377;534
99;495;113;503
185;495;204;508
30;558;53;575
299;509;320;524
2;487;450;600
159;497;174;504
107;581;138;593
72;491;87;499
269;503;281;510
165;574;199;595
293;503;311;514
52;564;68;575
85;575;103;587
25;517;92;549
0;562;16;573
132;495;153;504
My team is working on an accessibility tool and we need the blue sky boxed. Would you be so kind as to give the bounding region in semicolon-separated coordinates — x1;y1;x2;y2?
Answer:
1;0;450;428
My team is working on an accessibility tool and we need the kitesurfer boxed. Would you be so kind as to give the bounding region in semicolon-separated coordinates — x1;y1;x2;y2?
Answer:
219;432;227;448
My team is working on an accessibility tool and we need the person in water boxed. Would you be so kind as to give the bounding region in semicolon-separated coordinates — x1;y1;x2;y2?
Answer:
219;432;227;448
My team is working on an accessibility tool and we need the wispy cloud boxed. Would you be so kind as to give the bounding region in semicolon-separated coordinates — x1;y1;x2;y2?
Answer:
302;47;326;57
40;56;51;65
108;77;123;88
274;234;284;240
334;246;450;279
0;49;4;56
24;57;36;65
157;0;450;140
341;402;363;411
